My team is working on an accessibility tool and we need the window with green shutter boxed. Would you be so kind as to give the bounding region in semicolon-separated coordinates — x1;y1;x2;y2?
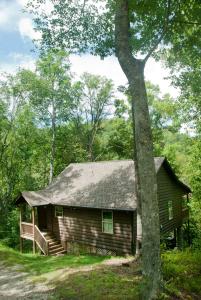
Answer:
102;211;113;234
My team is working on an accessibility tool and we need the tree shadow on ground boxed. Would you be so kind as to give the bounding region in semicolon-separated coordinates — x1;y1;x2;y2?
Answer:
0;244;108;275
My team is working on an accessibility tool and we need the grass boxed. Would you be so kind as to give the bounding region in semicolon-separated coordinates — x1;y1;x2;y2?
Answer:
162;249;201;299
50;265;141;300
1;242;201;299
0;243;107;275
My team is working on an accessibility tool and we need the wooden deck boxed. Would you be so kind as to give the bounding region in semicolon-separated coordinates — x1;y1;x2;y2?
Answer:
20;222;65;256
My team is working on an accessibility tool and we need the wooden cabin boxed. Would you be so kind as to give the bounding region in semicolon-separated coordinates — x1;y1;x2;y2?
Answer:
15;157;191;256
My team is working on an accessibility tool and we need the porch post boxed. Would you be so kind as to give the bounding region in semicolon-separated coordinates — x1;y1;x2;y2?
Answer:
32;207;36;254
136;212;142;255
19;205;23;253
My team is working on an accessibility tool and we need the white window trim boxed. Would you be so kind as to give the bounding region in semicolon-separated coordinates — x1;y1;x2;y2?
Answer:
55;206;63;218
102;210;114;234
168;200;173;220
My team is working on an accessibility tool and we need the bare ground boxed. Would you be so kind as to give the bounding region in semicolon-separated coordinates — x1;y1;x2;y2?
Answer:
0;257;134;300
0;263;53;300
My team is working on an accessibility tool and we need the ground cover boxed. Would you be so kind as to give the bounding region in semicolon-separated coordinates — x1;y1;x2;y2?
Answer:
0;243;201;299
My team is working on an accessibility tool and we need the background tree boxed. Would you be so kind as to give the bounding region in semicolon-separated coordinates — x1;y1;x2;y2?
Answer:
77;73;114;161
19;50;73;183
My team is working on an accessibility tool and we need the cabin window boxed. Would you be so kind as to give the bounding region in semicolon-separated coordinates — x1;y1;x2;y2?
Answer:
102;211;113;234
55;206;63;217
168;200;173;220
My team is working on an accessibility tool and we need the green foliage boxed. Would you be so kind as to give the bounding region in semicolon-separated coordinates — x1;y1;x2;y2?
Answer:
187;138;201;248
0;209;19;248
76;72;114;161
162;249;201;297
28;0;200;62
100;118;133;160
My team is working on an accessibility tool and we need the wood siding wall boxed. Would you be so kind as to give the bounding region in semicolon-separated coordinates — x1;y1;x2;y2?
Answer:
157;165;185;234
46;206;135;255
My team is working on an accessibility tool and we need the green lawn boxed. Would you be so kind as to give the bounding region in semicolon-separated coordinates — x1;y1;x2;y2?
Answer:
0;243;107;275
1;243;201;299
50;267;141;300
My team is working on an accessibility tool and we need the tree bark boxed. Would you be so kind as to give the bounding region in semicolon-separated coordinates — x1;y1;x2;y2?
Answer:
115;1;161;299
49;102;56;183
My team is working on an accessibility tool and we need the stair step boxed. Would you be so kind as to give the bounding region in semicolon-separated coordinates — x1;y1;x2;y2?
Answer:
53;250;66;256
39;231;65;256
49;244;63;250
49;244;62;250
44;235;55;239
46;238;57;242
49;247;64;254
50;249;66;256
49;241;60;246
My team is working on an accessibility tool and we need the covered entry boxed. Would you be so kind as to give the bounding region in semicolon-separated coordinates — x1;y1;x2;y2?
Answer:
15;194;64;256
37;206;48;230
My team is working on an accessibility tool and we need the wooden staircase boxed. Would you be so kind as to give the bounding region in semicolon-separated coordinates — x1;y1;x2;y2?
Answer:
20;222;66;256
42;231;66;256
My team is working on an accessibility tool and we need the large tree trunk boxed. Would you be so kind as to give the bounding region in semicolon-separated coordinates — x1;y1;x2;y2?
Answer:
115;1;161;299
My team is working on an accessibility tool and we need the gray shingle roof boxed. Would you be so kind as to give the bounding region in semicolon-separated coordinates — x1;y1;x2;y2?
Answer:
17;157;190;210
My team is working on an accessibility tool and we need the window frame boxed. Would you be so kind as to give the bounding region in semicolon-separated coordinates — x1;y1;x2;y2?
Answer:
102;210;114;234
168;200;173;220
55;206;63;218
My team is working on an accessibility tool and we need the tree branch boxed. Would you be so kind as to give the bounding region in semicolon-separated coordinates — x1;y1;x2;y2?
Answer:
80;0;87;17
143;0;172;64
115;0;138;80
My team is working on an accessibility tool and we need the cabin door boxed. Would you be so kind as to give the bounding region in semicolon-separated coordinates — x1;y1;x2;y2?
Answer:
37;206;47;230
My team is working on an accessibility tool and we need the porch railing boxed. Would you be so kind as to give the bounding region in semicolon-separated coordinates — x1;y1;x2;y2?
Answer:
21;222;33;236
20;222;49;255
34;225;49;255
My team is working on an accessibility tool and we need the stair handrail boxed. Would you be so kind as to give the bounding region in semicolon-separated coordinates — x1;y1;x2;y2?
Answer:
34;225;49;255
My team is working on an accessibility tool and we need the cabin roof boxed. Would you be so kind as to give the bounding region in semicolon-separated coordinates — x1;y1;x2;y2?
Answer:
16;157;191;210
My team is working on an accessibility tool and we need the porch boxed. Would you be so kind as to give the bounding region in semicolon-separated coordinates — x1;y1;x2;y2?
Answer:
19;206;65;256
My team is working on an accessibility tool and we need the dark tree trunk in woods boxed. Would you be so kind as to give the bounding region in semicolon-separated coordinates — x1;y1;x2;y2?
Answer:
88;126;98;161
87;131;95;161
49;102;56;183
115;1;161;299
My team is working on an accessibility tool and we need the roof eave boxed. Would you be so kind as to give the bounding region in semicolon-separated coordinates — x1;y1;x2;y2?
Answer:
163;158;191;193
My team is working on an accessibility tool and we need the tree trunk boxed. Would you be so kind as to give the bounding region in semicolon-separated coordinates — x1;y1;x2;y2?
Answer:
49;103;56;183
88;125;98;161
115;1;161;299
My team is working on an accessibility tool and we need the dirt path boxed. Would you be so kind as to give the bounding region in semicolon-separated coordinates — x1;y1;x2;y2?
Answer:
0;257;134;300
0;263;53;300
